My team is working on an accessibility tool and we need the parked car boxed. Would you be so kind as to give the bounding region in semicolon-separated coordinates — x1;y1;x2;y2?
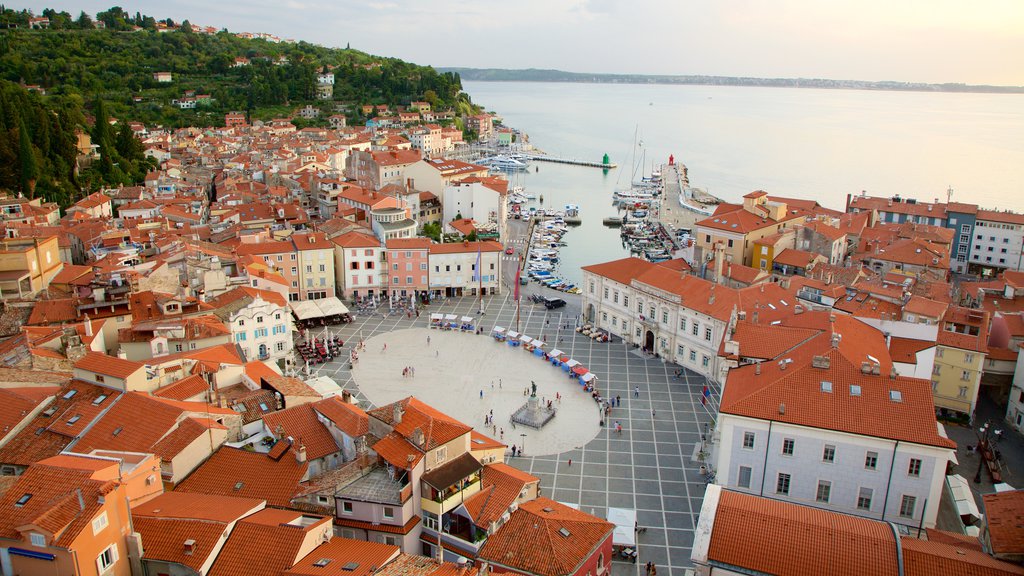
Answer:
505;246;514;255
544;297;567;309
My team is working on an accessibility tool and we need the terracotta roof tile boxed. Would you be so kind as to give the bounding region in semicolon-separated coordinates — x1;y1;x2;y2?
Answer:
373;554;463;576
263;403;340;461
477;498;613;576
176;446;308;508
284;537;400;576
368;397;471;451
74;351;145;379
371;432;424;470
311;396;369;438
463;463;538;528
889;337;935;364
984;490;1024;556
902;535;1024;576
209;509;332;576
153;374;210;401
706;489;899;576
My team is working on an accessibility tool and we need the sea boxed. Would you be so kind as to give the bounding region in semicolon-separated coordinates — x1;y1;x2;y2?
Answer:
463;81;1024;285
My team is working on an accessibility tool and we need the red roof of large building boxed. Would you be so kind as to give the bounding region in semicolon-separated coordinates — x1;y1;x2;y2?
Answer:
478;497;613;576
175;446;308;508
368;396;471;451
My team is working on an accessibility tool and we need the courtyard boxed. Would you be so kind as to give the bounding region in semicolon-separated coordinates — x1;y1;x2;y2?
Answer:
304;292;719;575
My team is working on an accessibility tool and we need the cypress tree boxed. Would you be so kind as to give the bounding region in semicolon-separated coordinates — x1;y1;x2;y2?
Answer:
18;116;37;198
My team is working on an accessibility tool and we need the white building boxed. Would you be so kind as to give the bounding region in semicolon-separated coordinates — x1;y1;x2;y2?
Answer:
332;230;384;300
715;337;956;530
210;287;293;364
441;177;509;241
409;125;445;159
580;257;799;383
427;241;503;297
971;209;1024;272
1006;352;1024;433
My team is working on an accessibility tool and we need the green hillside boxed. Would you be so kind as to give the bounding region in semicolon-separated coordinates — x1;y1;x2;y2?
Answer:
0;6;473;128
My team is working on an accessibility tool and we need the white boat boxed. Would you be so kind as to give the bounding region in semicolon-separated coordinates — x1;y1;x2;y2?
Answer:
478;155;529;172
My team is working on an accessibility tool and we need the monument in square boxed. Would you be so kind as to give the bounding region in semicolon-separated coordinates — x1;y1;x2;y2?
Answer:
510;381;556;429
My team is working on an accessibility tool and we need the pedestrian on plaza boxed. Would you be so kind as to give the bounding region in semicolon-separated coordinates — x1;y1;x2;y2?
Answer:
567;458;572;467
499;378;502;388
652;409;656;417
616;394;621;407
427;335;431;345
436;350;439;358
480;390;484;399
634;385;640;398
500;428;504;440
382;343;387;352
493;424;497;436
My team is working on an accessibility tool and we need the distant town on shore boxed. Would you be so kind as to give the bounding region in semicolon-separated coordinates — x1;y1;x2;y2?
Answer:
444;67;1024;94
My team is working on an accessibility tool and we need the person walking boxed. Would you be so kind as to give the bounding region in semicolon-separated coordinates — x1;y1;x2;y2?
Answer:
480;390;484;399
616;394;621;407
633;385;640;398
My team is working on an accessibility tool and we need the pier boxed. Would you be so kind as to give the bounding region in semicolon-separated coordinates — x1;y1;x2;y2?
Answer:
524;154;618;169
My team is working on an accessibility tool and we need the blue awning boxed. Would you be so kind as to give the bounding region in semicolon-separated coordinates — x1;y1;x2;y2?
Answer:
9;547;56;561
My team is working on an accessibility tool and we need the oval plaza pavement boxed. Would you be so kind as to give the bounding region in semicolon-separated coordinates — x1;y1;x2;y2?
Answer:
312;292;719;575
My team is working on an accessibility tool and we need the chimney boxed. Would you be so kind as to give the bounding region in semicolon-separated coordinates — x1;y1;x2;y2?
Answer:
830;333;841;348
871;364;881;375
890;366;898;380
84;314;93;337
751;311;759;324
811;355;830;369
778;403;786;415
713;243;725;284
412;427;425;448
296;442;307;464
393;404;403;424
754;362;761;375
709;286;716;305
861;361;872;374
76;488;85;511
184;539;196;555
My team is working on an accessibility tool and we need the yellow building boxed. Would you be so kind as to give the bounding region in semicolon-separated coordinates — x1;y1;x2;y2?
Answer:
932;307;990;417
695;191;805;268
0;235;63;297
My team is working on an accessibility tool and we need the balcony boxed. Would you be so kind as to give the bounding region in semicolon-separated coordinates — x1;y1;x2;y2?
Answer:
421;476;481;516
797;289;824;305
421;512;486;555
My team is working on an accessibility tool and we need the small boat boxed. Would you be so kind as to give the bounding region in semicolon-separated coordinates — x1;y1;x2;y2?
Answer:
603;216;623;227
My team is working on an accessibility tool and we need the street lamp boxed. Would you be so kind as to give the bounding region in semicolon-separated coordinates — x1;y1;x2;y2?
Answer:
974;421;992;484
520;433;527;456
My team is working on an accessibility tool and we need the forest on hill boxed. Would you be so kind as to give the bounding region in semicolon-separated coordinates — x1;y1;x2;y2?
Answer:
0;6;473;128
0;6;479;207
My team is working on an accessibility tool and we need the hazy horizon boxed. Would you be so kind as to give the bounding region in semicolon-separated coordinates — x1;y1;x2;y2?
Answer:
17;1;1024;86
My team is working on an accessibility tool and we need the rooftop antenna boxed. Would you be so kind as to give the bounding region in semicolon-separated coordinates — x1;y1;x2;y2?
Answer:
946;186;953;204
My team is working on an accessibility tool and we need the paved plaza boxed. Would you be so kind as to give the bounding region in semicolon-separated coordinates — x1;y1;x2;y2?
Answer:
305;292;719;575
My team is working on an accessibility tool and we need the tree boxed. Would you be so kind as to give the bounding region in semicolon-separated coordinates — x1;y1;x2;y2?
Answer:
18;116;38;198
76;11;93;28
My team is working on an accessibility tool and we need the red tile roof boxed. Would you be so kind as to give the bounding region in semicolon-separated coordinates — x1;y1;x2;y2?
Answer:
209;509;332;576
311;397;369;438
984;490;1024;556
74;351;145;379
263;403;340;461
152;374;210;401
463;463;538;529
729;322;820;361
373;554;463;576
477;497;613;576
706;488;899;576
902;535;1024;576
133;492;265;573
0;381;118;466
284;537;400;576
722;315;955;448
889;337;935;364
175;446;308;508
371;432;424;470
368;397;472;451
0;454;121;547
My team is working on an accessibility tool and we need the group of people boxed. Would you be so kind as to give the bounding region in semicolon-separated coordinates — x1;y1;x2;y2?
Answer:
402;366;416;377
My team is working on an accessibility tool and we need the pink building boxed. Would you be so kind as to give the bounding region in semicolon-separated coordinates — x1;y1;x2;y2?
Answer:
385;238;431;298
236;238;301;301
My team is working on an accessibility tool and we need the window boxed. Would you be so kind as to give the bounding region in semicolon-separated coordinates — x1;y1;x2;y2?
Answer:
742;431;755;449
857;487;873;510
662;311;669;324
908;458;922;477
677;344;685;357
782;438;794;456
383;506;395;519
30;532;45;547
865;451;878;470
689;350;697;362
823;445;835;463
727;239;734;248
961;370;971;381
603;287;609;299
776;473;791;495
384;535;398;546
738;466;752;488
97;544;119;573
816;480;831;503
95;374;105;383
679;318;686;331
435;446;447;464
705;327;712;341
702;355;710;368
92;511;109;535
692;322;699;336
623;295;629;307
342;501;353;514
900;495;916;518
958;386;968;398
613;291;619;303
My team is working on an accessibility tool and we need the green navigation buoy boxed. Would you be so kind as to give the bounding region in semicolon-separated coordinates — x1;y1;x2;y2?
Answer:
603;153;610;165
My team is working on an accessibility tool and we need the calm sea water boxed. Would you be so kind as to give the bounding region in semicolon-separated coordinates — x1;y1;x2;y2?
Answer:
464;81;1024;283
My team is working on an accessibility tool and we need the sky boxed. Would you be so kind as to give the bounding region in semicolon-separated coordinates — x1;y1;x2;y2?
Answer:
24;0;1024;85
